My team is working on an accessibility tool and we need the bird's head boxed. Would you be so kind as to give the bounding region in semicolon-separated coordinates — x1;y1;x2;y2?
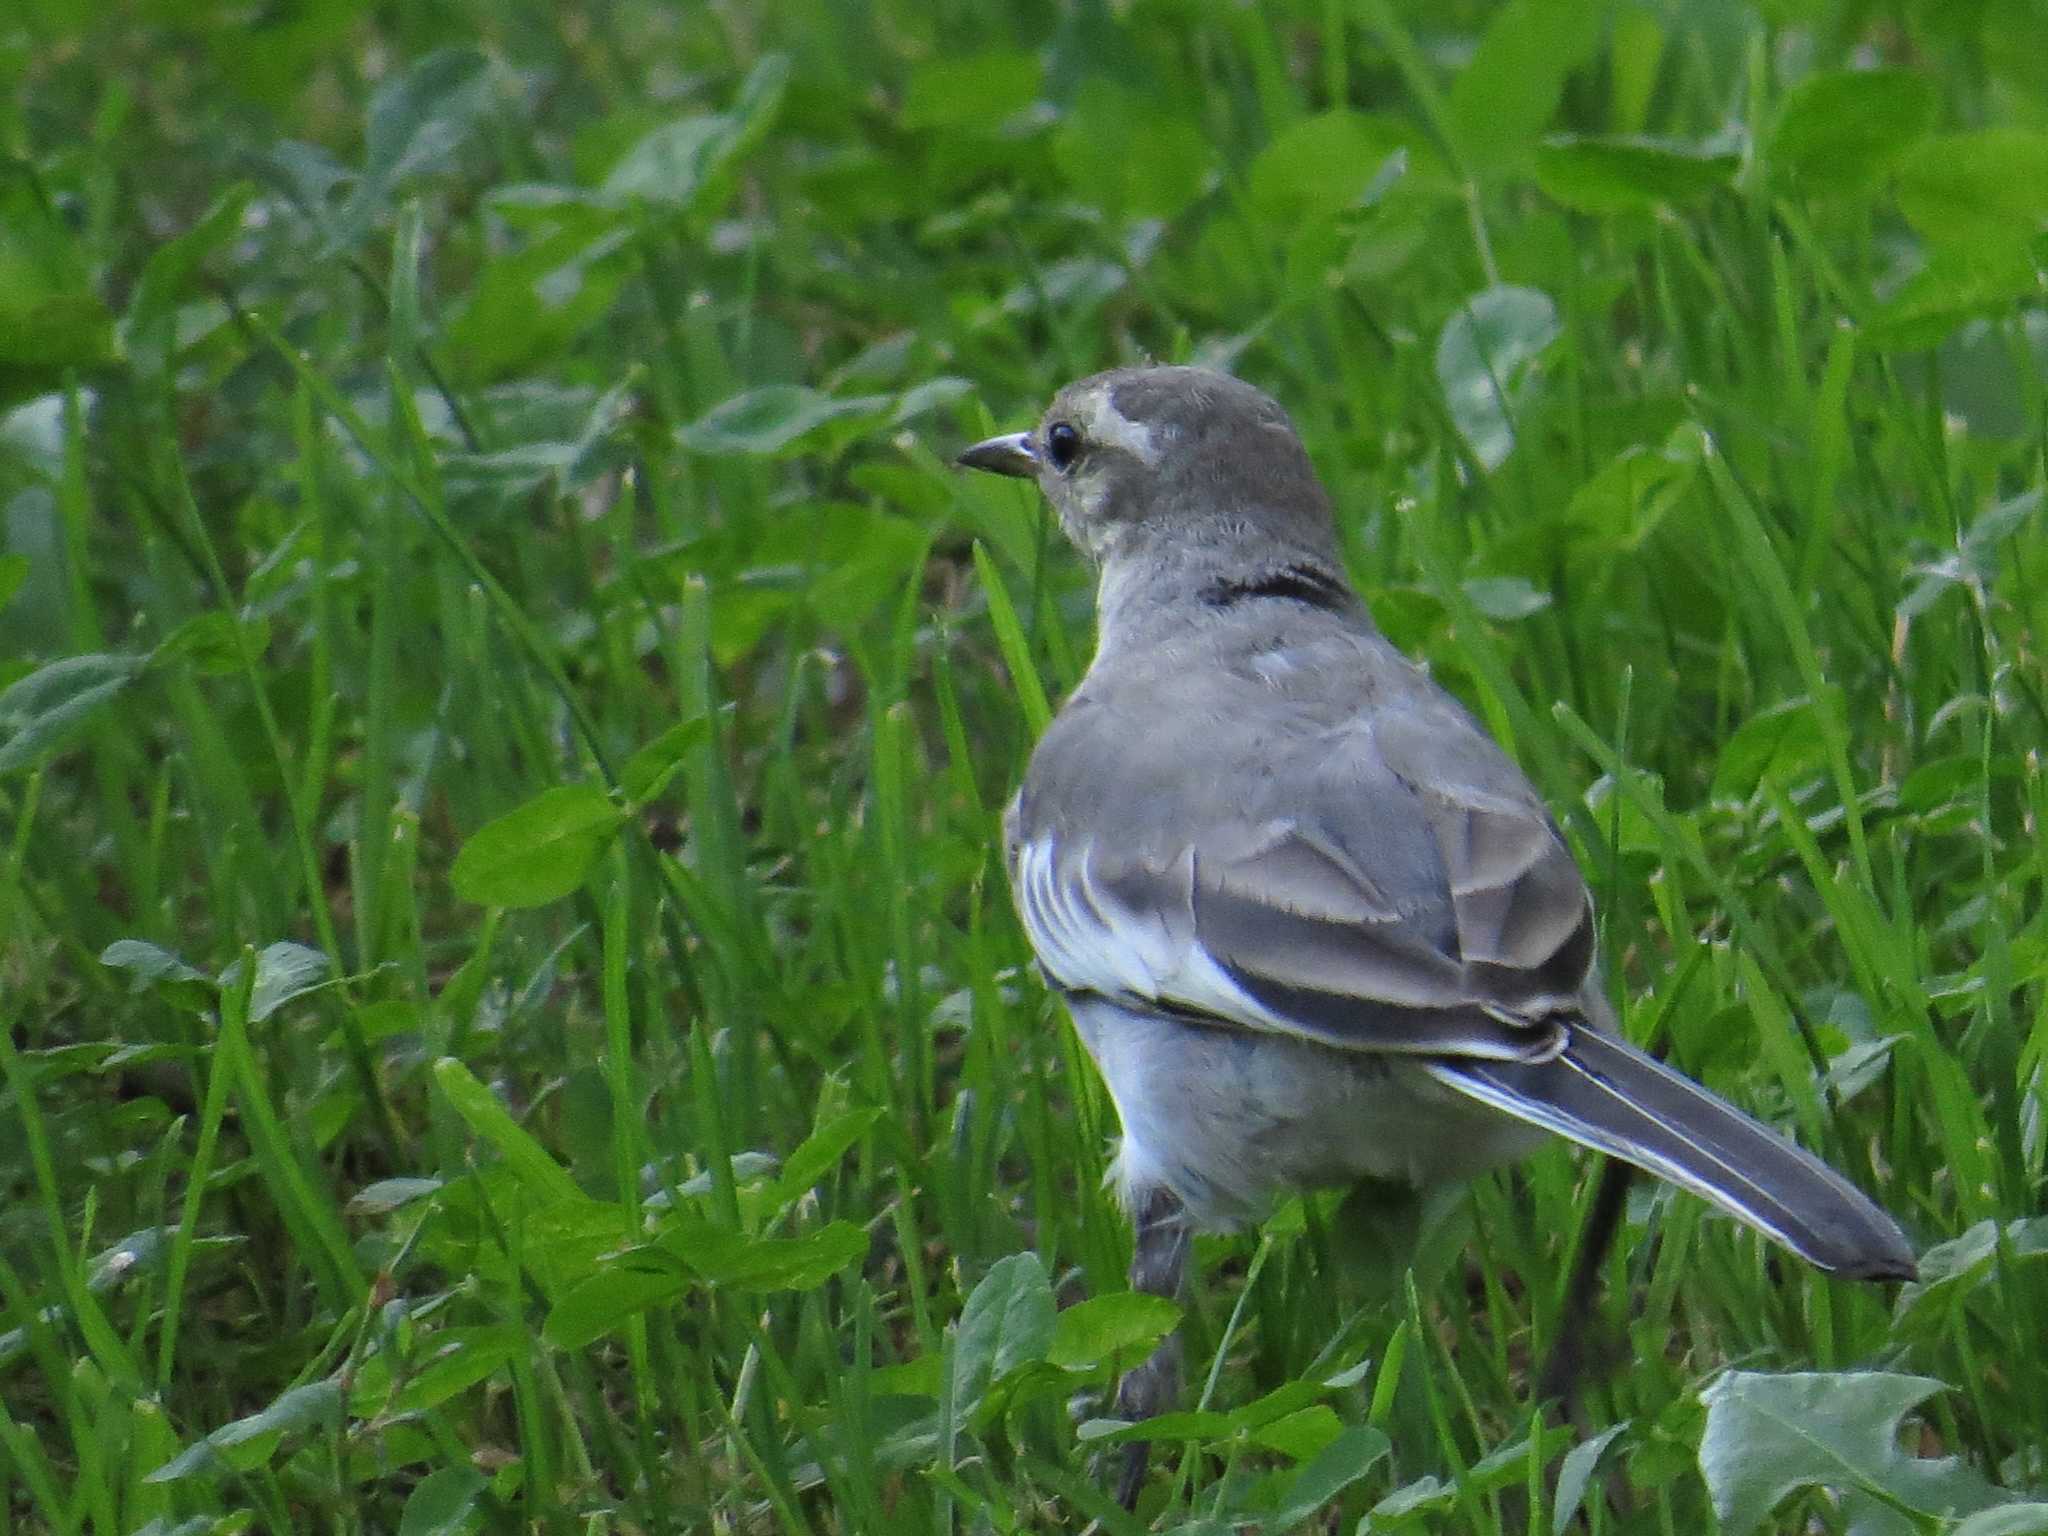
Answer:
956;366;1336;567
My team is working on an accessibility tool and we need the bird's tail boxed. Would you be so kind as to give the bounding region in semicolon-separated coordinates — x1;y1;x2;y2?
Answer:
1428;1025;1916;1280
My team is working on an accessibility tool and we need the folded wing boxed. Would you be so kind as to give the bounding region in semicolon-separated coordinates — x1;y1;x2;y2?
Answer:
1010;710;1591;1060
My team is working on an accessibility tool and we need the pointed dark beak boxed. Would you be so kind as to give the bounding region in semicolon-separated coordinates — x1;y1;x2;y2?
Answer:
955;431;1038;478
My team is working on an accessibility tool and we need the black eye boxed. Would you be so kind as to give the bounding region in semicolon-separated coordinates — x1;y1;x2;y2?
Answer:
1044;421;1082;472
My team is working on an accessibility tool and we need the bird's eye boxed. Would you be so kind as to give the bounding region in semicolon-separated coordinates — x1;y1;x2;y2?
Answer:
1044;421;1082;472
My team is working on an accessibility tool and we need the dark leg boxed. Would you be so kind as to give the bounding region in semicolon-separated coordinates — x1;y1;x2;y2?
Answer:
1113;1186;1190;1509
1536;1154;1633;1412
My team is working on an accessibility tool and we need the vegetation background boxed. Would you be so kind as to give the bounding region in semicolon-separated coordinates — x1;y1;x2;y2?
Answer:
3;0;2046;1531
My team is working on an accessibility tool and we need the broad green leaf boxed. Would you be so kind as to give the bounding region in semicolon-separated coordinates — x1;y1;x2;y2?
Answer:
1077;1408;1233;1445
1367;1472;1450;1522
804;508;932;637
1891;1217;2048;1340
488;1194;636;1295
0;552;26;612
347;999;423;1047
950;1252;1054;1407
902;51;1040;131
1564;432;1700;556
445;217;632;382
718;53;793;161
329;48;496;247
347;1177;443;1216
1436;285;1561;472
397;1465;487;1536
1698;1371;2001;1535
1248;1405;1345;1460
432;1057;585;1206
677;384;889;457
890;376;971;425
1447;0;1603;173
1534;134;1739;212
1464;1426;1571;1491
219;941;332;1023
1322;1356;1374;1391
0;179;117;403
676;1220;869;1290
767;1105;883;1212
122;182;254;363
450;783;625;908
1053;79;1209;220
1954;1506;2048;1536
1249;112;1421;225
603;54;789;211
1767;69;1936;193
604;118;737;205
1263;1424;1391;1525
1553;1422;1629;1535
362;47;493;186
544;1251;689;1348
991;254;1125;320
1711;690;1842;803
1045;1292;1181;1371
101;939;211;998
145;1379;343;1483
0;652;150;774
155;610;272;676
1866;245;2044;351
866;1353;943;1400
620;715;713;804
1896;130;2048;251
1463;575;1552;621
1898;489;2040;620
389;1325;527;1415
1082;1373;1333;1445
68;1228;237;1325
1582;769;1668;857
1609;9;1664;134
1225;1379;1327;1435
667;1151;781;1200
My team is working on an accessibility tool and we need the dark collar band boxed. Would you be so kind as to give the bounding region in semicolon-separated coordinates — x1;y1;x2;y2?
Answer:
1197;562;1353;612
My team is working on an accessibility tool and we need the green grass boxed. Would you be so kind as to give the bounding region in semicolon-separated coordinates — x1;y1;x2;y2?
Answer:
3;1;2047;1531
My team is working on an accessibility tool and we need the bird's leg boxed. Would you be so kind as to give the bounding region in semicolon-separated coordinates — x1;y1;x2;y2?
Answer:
1536;1155;1634;1413
1113;1186;1189;1509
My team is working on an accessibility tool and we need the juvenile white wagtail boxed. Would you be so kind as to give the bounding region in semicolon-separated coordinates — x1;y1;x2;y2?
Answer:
957;365;1916;1497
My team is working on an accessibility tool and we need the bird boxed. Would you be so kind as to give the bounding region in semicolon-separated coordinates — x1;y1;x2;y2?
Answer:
955;365;1917;1504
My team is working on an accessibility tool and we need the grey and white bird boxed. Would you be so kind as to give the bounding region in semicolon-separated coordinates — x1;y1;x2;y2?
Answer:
957;365;1916;1497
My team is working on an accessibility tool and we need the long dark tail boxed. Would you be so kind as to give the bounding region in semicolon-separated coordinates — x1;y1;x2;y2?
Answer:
1428;1026;1916;1280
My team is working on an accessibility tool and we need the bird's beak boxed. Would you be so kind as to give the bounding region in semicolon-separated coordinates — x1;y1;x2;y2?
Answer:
955;431;1038;479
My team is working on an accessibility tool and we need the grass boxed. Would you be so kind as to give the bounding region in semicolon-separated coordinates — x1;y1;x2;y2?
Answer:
2;0;2046;1531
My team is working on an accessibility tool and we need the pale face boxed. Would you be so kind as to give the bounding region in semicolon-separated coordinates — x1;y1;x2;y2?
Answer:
957;371;1184;561
955;365;1333;566
1032;378;1172;558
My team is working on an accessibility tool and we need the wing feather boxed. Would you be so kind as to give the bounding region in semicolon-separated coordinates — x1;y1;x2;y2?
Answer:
1012;829;1567;1062
1006;661;1596;1064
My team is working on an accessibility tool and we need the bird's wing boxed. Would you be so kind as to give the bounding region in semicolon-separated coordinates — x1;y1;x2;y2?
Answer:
1010;705;1595;1063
